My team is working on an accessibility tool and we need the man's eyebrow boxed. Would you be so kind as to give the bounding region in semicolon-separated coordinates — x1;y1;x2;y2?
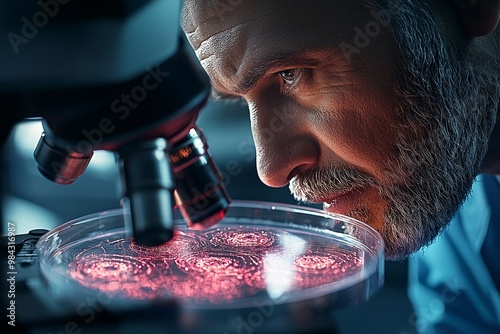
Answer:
233;51;321;95
209;51;322;100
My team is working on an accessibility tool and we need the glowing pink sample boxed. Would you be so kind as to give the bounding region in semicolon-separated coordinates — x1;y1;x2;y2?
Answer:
68;226;363;304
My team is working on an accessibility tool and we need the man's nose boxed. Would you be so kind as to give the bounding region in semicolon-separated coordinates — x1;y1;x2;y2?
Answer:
249;103;320;188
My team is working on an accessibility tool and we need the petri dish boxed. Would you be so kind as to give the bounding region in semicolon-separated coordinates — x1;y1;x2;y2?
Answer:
36;200;384;311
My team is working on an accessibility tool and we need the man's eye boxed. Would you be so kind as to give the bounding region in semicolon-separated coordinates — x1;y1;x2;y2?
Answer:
278;69;297;84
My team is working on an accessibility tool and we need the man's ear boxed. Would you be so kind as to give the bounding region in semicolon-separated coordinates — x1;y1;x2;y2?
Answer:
449;0;500;36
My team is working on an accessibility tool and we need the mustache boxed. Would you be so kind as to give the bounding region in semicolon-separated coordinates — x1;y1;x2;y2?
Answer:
289;165;376;203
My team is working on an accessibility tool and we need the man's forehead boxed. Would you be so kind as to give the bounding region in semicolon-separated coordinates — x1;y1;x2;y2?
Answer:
184;1;357;53
181;0;250;32
181;0;249;50
181;0;374;38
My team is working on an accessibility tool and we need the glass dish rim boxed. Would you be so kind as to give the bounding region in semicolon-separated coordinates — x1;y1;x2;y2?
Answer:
36;199;385;310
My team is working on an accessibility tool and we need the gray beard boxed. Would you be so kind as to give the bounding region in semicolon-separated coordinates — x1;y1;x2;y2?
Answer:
290;0;499;260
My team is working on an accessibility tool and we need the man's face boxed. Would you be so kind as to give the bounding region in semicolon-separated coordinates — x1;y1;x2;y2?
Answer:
182;0;496;259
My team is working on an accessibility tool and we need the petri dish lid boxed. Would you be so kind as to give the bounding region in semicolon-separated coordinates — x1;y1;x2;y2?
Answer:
36;200;384;311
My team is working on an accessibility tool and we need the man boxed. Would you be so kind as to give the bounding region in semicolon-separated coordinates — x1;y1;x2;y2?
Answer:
181;0;500;332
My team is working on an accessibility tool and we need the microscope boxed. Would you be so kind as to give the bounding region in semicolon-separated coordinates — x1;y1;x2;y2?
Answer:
0;0;230;246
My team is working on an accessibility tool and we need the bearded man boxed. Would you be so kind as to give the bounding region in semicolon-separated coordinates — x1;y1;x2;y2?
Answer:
180;1;500;332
